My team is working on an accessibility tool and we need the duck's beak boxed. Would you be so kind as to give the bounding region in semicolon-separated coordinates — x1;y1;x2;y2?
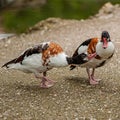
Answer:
103;38;108;49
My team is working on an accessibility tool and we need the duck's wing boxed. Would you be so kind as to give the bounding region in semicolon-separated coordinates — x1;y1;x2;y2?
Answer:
2;42;49;68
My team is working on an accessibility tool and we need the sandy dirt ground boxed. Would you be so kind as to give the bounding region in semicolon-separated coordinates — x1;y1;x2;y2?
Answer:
0;3;120;120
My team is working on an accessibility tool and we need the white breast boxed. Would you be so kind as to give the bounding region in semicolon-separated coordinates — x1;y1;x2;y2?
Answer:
96;41;115;59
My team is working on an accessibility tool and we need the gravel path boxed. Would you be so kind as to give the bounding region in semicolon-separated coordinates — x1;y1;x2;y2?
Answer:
0;3;120;120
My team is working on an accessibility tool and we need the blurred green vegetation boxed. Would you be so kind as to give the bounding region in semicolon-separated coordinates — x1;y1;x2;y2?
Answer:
1;0;120;33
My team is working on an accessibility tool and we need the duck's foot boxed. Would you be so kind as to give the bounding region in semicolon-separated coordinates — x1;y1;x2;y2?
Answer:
89;78;99;85
40;77;55;88
91;76;101;82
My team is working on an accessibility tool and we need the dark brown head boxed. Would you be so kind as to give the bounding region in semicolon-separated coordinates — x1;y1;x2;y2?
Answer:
101;31;111;49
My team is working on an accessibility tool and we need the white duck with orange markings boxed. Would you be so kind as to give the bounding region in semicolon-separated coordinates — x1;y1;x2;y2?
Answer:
2;41;87;88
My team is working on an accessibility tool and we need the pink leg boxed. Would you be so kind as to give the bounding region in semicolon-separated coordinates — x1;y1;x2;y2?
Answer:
40;77;55;88
34;72;55;88
88;53;96;60
86;68;99;85
40;72;55;88
91;68;101;82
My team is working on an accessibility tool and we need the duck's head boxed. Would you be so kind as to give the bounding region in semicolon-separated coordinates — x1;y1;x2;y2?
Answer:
101;31;111;49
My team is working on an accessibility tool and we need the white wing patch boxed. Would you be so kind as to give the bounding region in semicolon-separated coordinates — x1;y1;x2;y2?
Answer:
78;45;88;54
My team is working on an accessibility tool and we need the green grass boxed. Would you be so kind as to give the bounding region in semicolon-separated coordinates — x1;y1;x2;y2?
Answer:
3;8;43;33
2;0;120;33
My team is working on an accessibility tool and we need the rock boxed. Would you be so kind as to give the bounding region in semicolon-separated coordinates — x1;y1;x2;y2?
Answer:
95;2;119;19
99;2;114;14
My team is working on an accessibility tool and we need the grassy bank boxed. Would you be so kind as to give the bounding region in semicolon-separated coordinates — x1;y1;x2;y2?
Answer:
1;0;120;33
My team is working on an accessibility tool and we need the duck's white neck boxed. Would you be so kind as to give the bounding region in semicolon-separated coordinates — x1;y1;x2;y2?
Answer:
96;41;115;59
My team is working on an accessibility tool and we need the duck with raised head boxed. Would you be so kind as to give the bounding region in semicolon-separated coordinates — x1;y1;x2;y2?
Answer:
70;31;115;85
2;41;87;88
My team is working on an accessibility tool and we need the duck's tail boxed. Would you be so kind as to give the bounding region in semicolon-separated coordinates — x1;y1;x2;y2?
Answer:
2;58;18;69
